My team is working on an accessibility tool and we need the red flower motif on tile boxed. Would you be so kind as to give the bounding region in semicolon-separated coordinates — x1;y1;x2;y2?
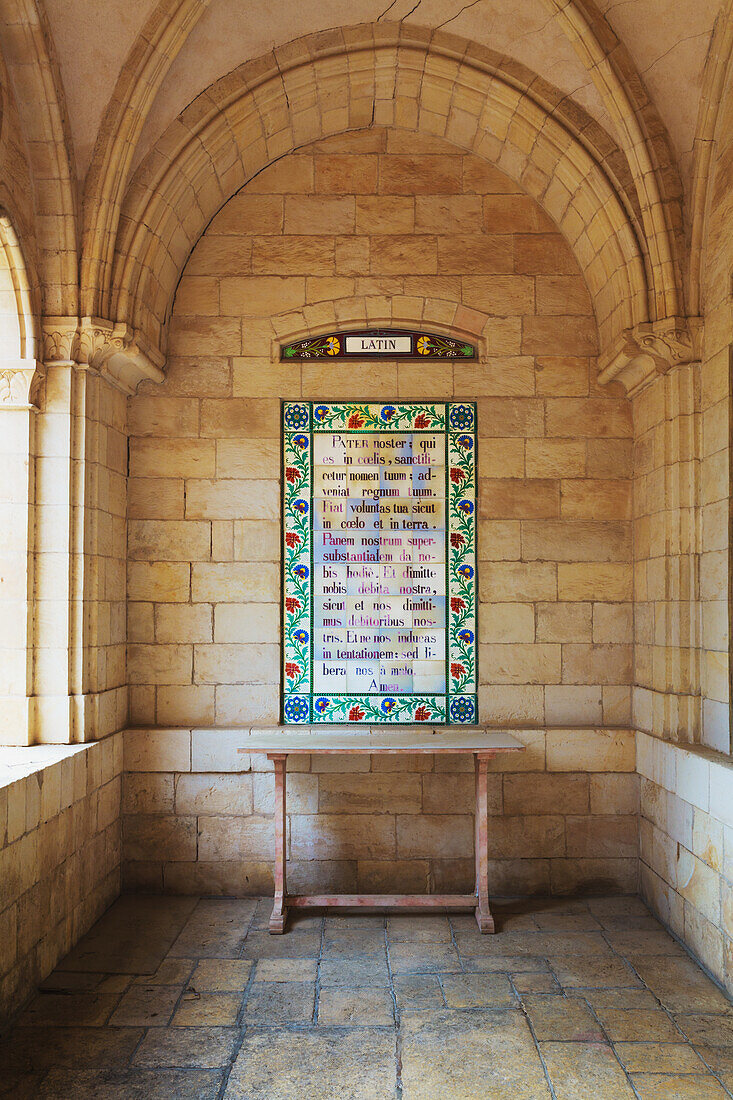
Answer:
451;662;467;680
285;532;301;549
413;413;431;429
450;597;466;613
348;413;364;428
450;533;465;549
285;662;301;680
414;705;431;721
285;597;301;613
450;467;466;484
348;705;366;721
285;466;301;483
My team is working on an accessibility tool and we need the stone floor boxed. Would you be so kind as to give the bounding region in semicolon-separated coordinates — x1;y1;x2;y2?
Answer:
1;895;733;1098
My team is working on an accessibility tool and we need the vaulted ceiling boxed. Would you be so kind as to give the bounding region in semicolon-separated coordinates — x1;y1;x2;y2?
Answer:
41;0;721;201
0;0;730;378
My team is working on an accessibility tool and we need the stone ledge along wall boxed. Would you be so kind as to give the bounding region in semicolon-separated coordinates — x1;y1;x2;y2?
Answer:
125;126;636;895
0;735;123;1024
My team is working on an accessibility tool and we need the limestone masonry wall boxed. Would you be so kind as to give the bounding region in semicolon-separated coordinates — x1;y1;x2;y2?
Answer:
124;128;636;893
122;727;638;898
638;732;733;993
0;735;123;1023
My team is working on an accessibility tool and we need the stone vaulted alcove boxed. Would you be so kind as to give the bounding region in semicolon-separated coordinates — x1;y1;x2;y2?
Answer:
0;5;732;1095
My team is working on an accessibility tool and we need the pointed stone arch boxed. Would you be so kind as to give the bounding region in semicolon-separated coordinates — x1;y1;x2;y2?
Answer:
106;28;672;381
0;209;40;405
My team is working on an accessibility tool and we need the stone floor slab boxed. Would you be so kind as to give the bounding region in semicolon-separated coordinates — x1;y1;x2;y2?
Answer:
596;1008;683;1042
245;981;315;1023
240;931;322;959
630;1074;731;1099
540;1041;636;1099
31;1067;223;1099
190;959;253;992
440;973;515;1008
172;991;243;1026
676;1015;733;1047
224;1027;396;1099
132;1025;239;1068
392;975;445;1010
319;955;390;987
57;897;198;974
108;984;182;1026
387;915;452;942
388;942;462;974
630;956;733;1014
614;1041;708;1073
548;955;642;989
317;987;394;1025
255;958;318;982
400;1008;551;1099
522;994;605;1041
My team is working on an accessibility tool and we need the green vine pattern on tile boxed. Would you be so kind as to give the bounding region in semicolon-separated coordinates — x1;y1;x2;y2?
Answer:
447;425;476;694
311;403;447;432
283;429;312;694
311;695;448;723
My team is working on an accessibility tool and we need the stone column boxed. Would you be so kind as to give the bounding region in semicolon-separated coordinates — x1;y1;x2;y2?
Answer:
31;318;164;743
0;360;41;745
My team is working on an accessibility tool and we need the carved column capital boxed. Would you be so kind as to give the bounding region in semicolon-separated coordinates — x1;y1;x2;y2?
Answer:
42;316;165;393
0;358;43;408
598;316;703;396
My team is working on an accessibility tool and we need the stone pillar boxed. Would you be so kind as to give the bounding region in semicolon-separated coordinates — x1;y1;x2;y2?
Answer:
30;318;164;743
0;361;40;745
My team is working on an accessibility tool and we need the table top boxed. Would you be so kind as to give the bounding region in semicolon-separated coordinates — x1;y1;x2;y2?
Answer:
237;728;525;755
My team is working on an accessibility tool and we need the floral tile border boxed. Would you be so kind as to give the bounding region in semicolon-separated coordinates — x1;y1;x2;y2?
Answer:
282;401;477;725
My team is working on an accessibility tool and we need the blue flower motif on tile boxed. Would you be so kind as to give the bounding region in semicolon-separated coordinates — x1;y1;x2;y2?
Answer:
284;403;310;429
283;696;310;723
315;697;330;714
292;434;309;450
456;434;473;450
449;404;474;430
449;696;475;723
381;697;397;715
380;405;396;422
314;405;330;422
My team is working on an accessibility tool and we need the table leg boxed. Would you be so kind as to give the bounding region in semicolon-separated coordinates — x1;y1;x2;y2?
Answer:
474;752;495;933
269;754;288;934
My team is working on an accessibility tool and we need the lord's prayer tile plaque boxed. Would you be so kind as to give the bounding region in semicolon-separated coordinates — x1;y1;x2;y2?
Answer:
282;401;477;724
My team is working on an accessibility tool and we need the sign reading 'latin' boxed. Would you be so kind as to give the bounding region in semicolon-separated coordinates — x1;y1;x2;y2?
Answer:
344;335;412;354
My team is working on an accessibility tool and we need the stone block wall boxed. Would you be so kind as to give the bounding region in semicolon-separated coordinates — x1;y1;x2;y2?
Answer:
127;126;633;737
697;74;733;755
122;726;638;898
637;731;733;994
0;734;123;1024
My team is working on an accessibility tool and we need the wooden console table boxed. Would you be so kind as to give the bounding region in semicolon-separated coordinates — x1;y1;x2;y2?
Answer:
239;729;525;935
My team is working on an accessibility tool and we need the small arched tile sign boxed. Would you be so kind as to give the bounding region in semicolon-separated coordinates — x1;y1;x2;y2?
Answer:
281;330;476;360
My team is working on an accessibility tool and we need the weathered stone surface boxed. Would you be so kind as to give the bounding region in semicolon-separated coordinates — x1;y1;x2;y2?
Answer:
540;1042;637;1099
400;1009;551;1099
225;1028;396;1098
